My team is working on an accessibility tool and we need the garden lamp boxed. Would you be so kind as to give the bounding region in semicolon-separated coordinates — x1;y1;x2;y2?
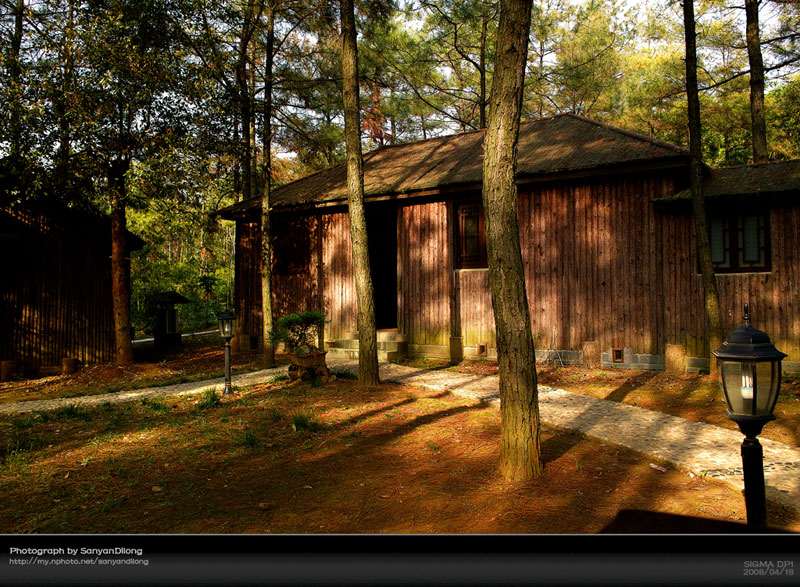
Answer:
216;309;236;395
712;303;786;530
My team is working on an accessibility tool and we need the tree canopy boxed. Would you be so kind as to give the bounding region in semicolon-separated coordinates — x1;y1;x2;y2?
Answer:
2;0;799;334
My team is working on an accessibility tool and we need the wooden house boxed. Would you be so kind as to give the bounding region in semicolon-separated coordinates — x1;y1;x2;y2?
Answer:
217;114;800;375
0;204;144;374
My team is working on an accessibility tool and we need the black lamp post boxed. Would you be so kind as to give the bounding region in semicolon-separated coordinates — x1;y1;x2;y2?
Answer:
216;309;236;395
712;303;786;531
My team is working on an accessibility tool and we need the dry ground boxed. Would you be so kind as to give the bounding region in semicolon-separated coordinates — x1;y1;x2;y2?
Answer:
2;342;799;534
2;376;799;534
0;335;272;404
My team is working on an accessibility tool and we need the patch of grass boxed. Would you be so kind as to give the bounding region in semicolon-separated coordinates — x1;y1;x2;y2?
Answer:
2;450;30;475
330;368;357;381
268;409;284;422
272;374;289;383
233;429;259;449
99;495;128;513
55;404;91;421
11;415;37;430
197;388;221;410
291;412;324;433
309;377;324;389
141;397;171;413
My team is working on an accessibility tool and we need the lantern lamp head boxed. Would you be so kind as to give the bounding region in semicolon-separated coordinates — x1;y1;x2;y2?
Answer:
712;304;786;431
216;309;236;341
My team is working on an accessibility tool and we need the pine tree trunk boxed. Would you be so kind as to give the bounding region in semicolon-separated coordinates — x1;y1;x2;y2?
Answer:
479;6;488;129
683;0;724;372
483;0;541;481
745;0;768;164
238;61;252;203
341;0;379;387
109;160;134;364
237;4;257;204
9;0;24;160
261;3;276;367
55;0;75;193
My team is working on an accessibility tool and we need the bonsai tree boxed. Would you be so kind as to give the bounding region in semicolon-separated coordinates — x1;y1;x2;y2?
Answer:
271;311;326;355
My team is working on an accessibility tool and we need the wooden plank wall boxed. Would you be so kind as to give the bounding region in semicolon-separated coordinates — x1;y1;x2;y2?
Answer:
234;220;262;338
661;204;800;361
321;212;356;340
235;214;322;339
398;202;451;347
1;208;116;369
233;173;799;363
459;173;677;355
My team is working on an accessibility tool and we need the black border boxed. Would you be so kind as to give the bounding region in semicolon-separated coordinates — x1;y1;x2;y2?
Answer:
2;533;799;586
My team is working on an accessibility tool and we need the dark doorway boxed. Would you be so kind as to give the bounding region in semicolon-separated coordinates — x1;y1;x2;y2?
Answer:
367;205;398;330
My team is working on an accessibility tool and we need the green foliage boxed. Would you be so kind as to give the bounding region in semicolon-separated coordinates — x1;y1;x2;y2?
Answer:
768;76;800;160
271;311;327;354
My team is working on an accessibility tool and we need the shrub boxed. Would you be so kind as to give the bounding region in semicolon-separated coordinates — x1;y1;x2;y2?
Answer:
270;311;326;354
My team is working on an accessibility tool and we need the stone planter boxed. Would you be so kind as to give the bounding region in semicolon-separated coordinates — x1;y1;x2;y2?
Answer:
287;351;332;383
62;358;79;375
288;351;327;368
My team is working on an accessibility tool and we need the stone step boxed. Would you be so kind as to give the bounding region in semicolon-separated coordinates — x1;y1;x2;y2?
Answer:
332;340;407;352
326;335;408;362
326;347;406;362
343;331;408;343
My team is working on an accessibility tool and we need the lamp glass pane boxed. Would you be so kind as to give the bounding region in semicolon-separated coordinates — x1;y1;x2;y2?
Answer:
721;361;751;415
755;361;778;416
710;217;725;263
742;215;760;263
219;318;235;338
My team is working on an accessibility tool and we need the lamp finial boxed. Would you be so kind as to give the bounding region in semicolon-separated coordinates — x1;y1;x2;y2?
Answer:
743;303;750;326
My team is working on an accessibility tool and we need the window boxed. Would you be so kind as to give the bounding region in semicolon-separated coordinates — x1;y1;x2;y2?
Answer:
456;202;487;269
706;210;770;273
271;217;311;275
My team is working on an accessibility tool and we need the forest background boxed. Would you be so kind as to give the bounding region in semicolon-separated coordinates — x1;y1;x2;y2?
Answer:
2;0;799;336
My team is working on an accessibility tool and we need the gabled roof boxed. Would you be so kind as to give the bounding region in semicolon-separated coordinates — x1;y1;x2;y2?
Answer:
219;113;690;219
1;203;146;250
656;159;800;203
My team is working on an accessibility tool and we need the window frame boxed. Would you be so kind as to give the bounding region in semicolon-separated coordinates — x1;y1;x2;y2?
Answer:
705;208;771;274
455;201;488;269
